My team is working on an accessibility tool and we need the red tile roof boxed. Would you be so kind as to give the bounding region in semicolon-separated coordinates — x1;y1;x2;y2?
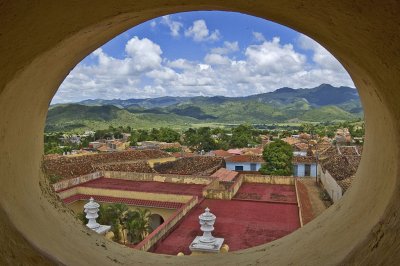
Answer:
241;148;263;155
211;150;233;157
293;142;309;151
292;156;317;164
227;149;243;155
63;194;183;209
225;155;264;163
211;168;238;182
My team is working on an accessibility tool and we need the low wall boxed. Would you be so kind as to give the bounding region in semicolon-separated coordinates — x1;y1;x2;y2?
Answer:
103;171;213;185
57;187;193;203
53;171;214;192
318;166;343;202
294;179;303;227
242;174;295;185
52;171;103;192
135;196;199;251
204;175;244;200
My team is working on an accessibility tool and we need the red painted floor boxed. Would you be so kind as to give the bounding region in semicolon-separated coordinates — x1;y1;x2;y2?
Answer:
63;194;184;209
233;183;297;203
152;197;300;255
79;178;205;197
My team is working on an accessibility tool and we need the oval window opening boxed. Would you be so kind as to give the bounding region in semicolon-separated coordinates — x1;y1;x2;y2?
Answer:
42;11;363;256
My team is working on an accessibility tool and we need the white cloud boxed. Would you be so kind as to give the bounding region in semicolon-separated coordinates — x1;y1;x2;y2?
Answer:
167;59;194;70
204;53;231;65
184;20;221;42
160;15;183;37
298;34;345;72
125;36;162;72
210;41;239;55
54;34;354;103
245;37;306;75
150;21;156;28
252;32;266;42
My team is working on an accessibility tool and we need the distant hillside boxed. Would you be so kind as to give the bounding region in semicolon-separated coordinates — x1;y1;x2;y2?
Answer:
46;84;363;132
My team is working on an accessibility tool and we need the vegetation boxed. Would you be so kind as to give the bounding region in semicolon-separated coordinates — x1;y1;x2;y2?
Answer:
259;139;293;176
77;203;152;245
230;124;260;148
125;208;152;243
44;119;364;154
183;127;217;152
45;84;363;132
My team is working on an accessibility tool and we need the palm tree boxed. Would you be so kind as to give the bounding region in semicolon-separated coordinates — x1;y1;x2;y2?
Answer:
125;208;152;244
98;203;128;243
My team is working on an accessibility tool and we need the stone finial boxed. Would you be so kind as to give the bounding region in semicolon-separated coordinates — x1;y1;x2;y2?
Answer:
198;207;216;243
189;207;224;253
83;197;111;235
84;197;100;229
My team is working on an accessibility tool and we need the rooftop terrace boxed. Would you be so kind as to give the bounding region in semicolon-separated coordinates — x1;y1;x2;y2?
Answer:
153;195;300;255
75;177;206;197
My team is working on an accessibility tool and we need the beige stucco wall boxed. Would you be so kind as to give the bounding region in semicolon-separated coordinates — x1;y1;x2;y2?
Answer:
67;200;175;221
103;171;213;185
243;174;295;185
318;166;343;203
1;1;400;265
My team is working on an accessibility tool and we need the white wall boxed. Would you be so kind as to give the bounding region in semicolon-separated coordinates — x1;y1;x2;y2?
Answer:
296;164;305;177
294;163;317;177
226;162;261;171
318;164;343;202
311;164;317;177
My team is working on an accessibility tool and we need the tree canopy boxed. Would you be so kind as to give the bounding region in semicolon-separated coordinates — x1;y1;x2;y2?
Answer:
259;139;293;176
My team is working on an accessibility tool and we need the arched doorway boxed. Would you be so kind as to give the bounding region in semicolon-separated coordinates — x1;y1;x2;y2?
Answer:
149;214;165;231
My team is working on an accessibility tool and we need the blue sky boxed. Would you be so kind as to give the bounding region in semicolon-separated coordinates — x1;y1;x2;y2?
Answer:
53;11;354;103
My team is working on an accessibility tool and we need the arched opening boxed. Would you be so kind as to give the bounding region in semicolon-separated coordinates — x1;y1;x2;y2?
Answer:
0;2;399;265
150;214;165;231
44;11;363;255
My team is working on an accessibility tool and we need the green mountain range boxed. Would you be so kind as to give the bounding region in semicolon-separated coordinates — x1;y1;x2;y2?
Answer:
46;84;363;132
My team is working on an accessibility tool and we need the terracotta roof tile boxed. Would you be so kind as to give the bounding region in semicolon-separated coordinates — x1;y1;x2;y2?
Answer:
225;155;264;163
211;150;233;157
211;168;239;182
292;156;316;164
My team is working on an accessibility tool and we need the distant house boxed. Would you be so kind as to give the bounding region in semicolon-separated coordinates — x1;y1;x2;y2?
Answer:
335;128;352;144
88;141;102;149
225;155;264;172
96;140;129;152
210;149;233;158
241;147;263;156
292;156;317;177
281;137;301;146
227;149;242;155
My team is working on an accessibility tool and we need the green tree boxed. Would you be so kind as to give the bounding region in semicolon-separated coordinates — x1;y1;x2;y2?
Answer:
183;127;216;152
125;208;152;244
98;203;128;243
129;132;138;146
150;128;160;141
137;129;150;142
230;124;256;148
259;139;293;176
